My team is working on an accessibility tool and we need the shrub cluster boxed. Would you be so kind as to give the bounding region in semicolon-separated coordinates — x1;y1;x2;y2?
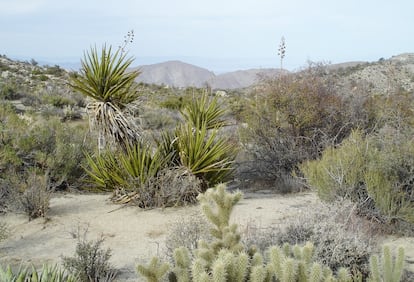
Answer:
238;66;355;191
300;129;414;228
0;102;92;218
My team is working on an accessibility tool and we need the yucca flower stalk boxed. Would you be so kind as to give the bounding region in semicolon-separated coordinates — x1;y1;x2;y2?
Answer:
69;45;141;151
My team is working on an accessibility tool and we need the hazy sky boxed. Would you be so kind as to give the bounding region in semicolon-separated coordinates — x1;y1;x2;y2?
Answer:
1;0;413;72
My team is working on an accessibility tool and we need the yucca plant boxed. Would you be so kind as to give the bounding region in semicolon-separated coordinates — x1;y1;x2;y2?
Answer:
84;143;168;193
84;149;125;191
180;93;226;130
118;143;169;189
0;264;78;282
175;121;236;189
69;45;141;150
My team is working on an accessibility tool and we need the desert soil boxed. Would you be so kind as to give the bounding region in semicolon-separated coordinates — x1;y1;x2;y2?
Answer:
0;191;413;281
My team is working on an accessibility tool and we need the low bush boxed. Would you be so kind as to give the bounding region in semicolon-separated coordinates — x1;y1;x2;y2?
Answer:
164;213;211;261
20;172;52;220
0;106;91;190
62;235;117;281
244;200;375;279
300;129;414;227
239;65;352;192
0;221;8;242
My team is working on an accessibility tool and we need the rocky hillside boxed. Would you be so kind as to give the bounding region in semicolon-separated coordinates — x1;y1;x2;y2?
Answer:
327;53;414;96
2;53;414;95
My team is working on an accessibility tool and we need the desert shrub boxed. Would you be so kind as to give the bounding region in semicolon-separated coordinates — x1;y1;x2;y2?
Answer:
44;64;65;77
301;129;414;226
0;221;8;242
239;65;352;192
164;213;211;261
139;166;203;208
86;147;203;208
42;94;76;108
138;184;356;282
0;107;91;190
0;83;20;100
159;95;186;110
62;235;117;282
140;106;177;130
244;200;375;279
0;264;78;282
20;172;52;219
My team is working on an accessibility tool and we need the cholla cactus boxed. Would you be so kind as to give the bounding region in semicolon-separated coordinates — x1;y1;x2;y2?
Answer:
137;184;405;282
368;245;405;282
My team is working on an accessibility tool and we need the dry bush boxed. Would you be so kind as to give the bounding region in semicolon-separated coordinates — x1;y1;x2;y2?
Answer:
239;65;353;192
242;200;376;279
164;213;211;262
134;167;203;208
20;173;52;220
0;178;19;213
0;221;8;242
62;234;117;282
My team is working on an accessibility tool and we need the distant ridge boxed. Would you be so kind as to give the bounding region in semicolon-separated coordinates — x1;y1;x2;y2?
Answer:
134;60;283;89
134;60;215;88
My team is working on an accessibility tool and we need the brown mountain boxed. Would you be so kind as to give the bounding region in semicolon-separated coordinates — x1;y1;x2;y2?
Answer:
133;60;283;89
134;60;215;88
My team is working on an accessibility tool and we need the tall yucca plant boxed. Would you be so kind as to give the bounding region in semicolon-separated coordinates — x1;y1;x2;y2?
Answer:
69;45;141;150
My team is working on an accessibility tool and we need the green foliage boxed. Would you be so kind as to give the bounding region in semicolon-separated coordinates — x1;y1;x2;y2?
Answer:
0;83;20;100
180;94;226;130
62;236;116;281
368;246;405;282
136;258;169;282
300;129;414;225
174;122;236;189
300;130;369;202
84;143;167;192
155;93;236;190
69;45;140;107
137;184;355;282
0;264;78;282
69;45;141;149
42;94;75;108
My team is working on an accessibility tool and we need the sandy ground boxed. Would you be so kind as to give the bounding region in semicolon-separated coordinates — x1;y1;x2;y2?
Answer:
0;191;413;281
